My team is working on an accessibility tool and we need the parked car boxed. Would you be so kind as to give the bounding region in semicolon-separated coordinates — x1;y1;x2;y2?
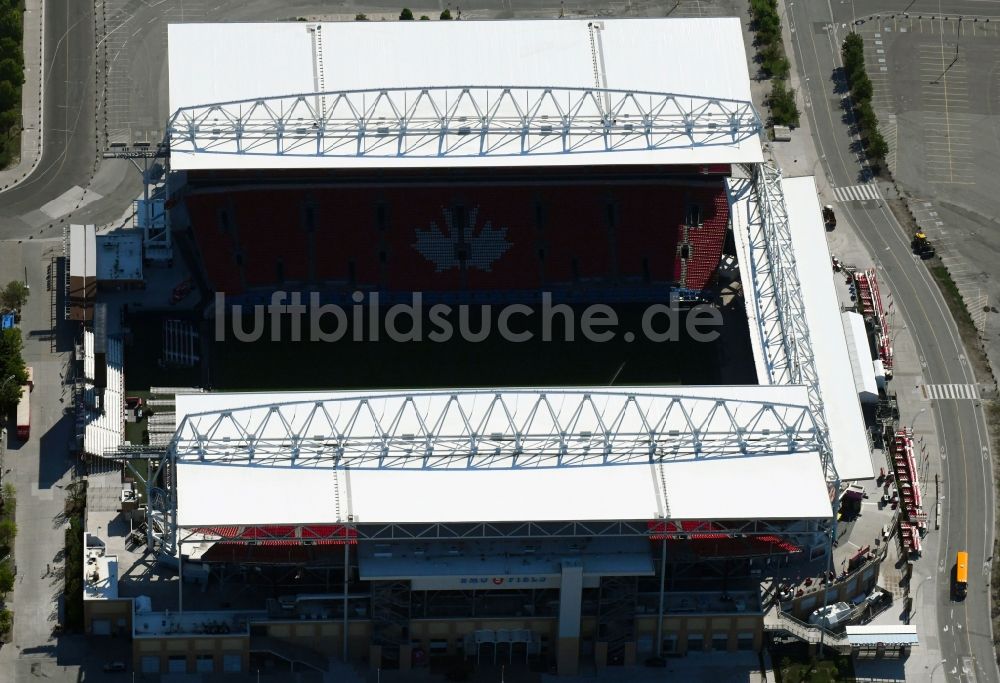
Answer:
822;205;836;230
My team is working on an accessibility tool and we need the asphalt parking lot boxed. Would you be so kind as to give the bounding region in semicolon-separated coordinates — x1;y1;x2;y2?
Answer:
856;14;1000;373
98;0;745;146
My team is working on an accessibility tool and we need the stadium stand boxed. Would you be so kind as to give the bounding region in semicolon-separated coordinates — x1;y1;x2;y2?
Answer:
675;188;731;291
313;188;382;287
183;195;243;293
182;178;730;300
234;192;310;287
615;184;691;284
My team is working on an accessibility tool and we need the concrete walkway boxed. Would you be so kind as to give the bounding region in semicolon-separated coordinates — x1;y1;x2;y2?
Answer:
0;0;44;191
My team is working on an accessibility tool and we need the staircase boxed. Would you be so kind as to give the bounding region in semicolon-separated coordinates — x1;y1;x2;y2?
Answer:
250;634;330;672
763;607;850;654
371;581;411;667
677;225;690;288
597;576;637;665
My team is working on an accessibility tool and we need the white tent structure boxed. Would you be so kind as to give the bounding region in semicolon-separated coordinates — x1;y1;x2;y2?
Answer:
842;311;879;405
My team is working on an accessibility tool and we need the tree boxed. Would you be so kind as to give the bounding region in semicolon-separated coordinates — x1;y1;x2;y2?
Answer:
755;15;781;46
0;328;27;410
851;74;873;102
763;54;790;80
0;608;10;638
0;80;16;111
0;37;19;63
420;15;430;19
856;99;877;133
1;482;14;515
0;9;20;42
354;13;368;20
769;81;800;127
1;280;27;310
867;130;889;161
0;518;15;551
0;108;15;133
399;7;414;20
841;33;866;87
440;8;452;19
842;33;864;60
0;562;12;595
760;42;782;71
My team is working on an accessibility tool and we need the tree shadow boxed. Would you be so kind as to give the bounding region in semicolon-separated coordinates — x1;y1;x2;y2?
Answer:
832;67;850;95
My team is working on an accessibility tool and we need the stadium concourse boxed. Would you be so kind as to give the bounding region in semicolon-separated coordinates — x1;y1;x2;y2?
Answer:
82;17;881;679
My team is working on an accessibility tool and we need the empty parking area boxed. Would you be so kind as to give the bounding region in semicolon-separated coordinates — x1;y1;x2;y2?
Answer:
916;40;976;185
854;16;1000;350
859;17;1000;199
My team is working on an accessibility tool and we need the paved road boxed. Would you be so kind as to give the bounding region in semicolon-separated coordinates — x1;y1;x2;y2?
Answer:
0;1;107;239
787;1;997;681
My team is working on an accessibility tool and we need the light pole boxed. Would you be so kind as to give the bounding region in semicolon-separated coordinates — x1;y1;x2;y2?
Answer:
909;407;927;433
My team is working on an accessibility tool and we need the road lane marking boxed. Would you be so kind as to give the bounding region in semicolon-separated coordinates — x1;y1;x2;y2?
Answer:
921;384;981;400
833;184;882;201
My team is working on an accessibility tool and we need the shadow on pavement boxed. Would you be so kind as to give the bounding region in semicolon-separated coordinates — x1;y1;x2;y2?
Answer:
37;413;74;489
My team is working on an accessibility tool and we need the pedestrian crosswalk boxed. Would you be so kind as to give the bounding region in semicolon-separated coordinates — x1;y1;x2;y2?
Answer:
833;184;882;202
921;383;980;400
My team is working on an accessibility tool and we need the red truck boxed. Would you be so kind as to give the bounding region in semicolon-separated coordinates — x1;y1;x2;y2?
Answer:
15;383;29;440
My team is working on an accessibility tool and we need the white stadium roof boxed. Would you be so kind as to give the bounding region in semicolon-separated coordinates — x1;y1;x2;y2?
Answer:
175;454;831;528
171;386;833;526
783;177;874;481
166;18;763;170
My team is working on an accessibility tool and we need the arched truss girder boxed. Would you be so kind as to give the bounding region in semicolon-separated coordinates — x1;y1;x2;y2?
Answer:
166;86;762;158
170;390;820;469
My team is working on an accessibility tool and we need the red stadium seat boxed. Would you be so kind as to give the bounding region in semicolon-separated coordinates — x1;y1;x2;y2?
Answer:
185;177;730;298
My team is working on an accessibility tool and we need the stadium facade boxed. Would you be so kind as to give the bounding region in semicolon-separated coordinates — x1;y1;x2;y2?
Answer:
83;17;879;677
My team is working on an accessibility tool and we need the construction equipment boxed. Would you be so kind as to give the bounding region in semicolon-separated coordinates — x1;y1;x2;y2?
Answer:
823;205;837;230
911;230;936;259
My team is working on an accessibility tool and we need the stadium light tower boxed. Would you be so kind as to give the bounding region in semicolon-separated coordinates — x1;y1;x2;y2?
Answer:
102;142;172;264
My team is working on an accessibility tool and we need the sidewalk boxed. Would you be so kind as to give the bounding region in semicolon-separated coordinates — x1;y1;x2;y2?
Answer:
0;0;43;191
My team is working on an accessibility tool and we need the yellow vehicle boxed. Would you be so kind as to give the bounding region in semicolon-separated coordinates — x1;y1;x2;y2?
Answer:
954;551;968;600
